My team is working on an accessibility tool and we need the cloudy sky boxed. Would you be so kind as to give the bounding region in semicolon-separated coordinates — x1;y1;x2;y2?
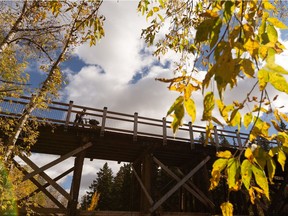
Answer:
26;0;288;202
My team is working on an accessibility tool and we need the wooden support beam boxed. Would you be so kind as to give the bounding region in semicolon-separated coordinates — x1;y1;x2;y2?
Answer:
150;156;210;213
19;167;74;202
19;154;70;200
131;164;153;205
65;100;74;129
175;168;215;209
67;149;86;216
213;126;219;149
153;156;213;209
163;117;167;145
133;112;138;142
13;159;66;209
188;122;195;150
100;107;107;137
22;142;92;181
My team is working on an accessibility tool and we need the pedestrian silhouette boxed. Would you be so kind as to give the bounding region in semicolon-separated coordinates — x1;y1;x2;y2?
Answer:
74;109;86;126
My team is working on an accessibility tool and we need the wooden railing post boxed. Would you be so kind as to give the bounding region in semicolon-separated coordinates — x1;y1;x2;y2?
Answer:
133;112;138;142
100;107;107;137
65;100;73;130
189;122;195;150
163;117;167;146
235;129;243;149
213;126;219;150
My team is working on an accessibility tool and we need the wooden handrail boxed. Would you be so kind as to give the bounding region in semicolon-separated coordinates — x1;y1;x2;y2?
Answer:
0;96;279;149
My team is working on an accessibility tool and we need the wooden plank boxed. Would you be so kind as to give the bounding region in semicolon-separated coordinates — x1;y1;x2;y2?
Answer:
150;156;210;213
235;129;243;149
131;164;153;205
153;156;212;209
22;142;92;181
19;154;70;200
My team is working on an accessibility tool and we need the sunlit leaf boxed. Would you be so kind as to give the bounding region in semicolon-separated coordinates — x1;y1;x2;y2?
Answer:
241;159;252;190
216;150;232;159
269;72;288;94
267;24;278;43
257;69;269;90
267;157;276;183
278;149;286;171
210;158;228;190
229;110;241;129
249;187;256;204
202;92;214;120
244;112;252;128
243;38;259;57
244;148;254;162
251;164;269;200
267;17;288;29
184;98;196;123
220;202;233;216
276;132;288;147
166;96;184;116
227;158;240;190
170;103;184;134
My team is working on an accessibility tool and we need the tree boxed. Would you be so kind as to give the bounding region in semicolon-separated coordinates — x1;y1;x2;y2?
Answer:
139;0;288;215
0;0;105;212
82;162;114;211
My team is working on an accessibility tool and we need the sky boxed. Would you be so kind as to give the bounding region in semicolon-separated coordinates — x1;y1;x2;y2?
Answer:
22;0;288;203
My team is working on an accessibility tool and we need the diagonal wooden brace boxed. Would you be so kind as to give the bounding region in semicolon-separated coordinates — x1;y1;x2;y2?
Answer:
150;156;210;213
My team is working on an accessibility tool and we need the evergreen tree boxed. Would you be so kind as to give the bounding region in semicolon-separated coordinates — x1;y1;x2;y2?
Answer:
82;163;114;210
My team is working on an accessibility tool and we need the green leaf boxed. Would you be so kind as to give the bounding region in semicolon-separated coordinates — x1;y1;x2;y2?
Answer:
171;103;184;134
267;17;288;29
202;92;215;120
251;164;269;200
227;158;240;189
269;72;288;94
167;96;184;116
244;112;252;128
184;98;196;123
241;159;252;190
267;24;278;43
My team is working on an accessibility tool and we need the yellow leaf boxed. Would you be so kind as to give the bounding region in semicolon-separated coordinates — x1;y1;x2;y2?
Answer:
220;202;233;216
244;112;252;128
216;150;232;159
241;159;252;190
249;187;256;204
244;148;254;162
210;158;228;190
277;132;288;147
244;38;259;57
202;92;215;121
269;72;288;94
229;110;241;129
267;24;278;43
263;1;276;11
267;17;288;29
167;96;184;116
251;164;269;200
257;69;269;90
267;157;276;183
271;120;283;132
227;158;240;190
170;103;184;134
278;149;286;171
184;98;196;123
240;59;255;78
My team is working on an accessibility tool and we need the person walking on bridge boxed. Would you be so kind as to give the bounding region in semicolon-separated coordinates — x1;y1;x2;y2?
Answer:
73;108;86;126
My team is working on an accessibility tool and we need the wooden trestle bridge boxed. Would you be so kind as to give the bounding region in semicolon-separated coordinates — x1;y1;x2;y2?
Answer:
0;96;281;216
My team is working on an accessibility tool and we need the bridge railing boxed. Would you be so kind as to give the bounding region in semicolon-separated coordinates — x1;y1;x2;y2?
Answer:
0;96;278;149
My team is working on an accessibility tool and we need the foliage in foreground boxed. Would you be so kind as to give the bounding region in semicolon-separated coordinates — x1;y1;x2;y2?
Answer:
139;0;288;215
